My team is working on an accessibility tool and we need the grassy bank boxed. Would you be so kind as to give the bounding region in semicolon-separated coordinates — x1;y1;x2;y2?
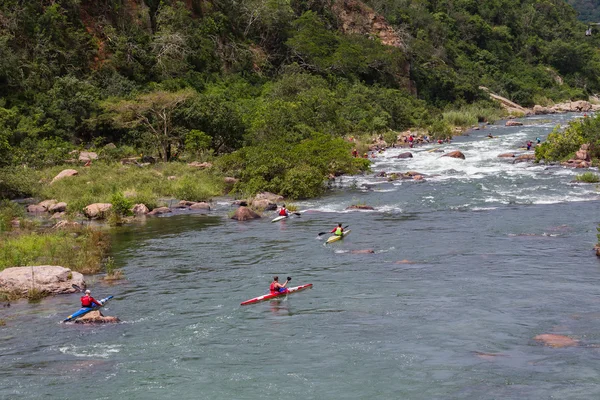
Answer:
2;161;227;213
443;103;506;128
0;226;109;274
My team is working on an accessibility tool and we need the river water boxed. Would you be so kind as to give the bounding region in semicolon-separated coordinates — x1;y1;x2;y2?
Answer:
2;113;600;399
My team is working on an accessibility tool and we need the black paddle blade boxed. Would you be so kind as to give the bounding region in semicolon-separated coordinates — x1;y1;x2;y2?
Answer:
293;212;302;216
71;284;82;292
287;277;292;282
317;232;328;236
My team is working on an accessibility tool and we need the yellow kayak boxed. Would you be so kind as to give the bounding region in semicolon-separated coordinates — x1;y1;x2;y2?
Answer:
326;230;351;244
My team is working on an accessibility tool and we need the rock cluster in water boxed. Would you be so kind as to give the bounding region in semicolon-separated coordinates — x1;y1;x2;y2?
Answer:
0;266;85;296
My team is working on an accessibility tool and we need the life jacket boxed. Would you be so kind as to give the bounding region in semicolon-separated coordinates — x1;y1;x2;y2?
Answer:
335;227;343;235
279;209;287;216
270;282;278;293
81;295;95;307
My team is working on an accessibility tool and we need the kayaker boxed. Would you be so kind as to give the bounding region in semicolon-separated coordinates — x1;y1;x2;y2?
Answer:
270;276;290;293
331;223;344;236
81;290;101;308
278;204;289;217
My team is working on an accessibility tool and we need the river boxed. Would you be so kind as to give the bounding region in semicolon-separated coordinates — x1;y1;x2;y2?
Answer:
2;113;600;399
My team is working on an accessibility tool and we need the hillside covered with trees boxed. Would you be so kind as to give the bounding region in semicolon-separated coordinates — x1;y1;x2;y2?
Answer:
566;0;600;23
1;0;599;201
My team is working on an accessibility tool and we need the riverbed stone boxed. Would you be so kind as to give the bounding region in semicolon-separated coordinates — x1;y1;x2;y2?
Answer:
189;202;211;210
498;153;516;158
231;206;260;221
350;249;375;254
534;334;579;348
505;120;523;127
84;203;112;219
148;206;171;215
27;204;46;213
131;204;149;215
251;198;277;211
396;152;413;159
513;154;536;163
0;265;85;296
442;150;466;160
38;199;58;210
346;205;375;210
74;310;120;324
51;169;78;184
254;192;284;203
49;202;67;213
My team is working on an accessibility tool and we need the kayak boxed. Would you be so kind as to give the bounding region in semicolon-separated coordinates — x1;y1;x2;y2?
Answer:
62;296;113;322
326;229;351;244
271;215;288;223
240;284;313;306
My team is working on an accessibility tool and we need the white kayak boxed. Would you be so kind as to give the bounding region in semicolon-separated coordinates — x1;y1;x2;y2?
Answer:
271;215;288;222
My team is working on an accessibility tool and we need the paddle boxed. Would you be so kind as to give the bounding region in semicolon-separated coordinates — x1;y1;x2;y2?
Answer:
317;225;349;236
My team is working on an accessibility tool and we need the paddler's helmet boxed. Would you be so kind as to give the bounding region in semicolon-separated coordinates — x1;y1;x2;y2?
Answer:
85;289;91;294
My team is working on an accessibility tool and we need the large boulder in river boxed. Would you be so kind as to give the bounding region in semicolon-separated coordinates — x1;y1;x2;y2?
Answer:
74;310;120;324
254;192;284;203
84;203;112;219
442;151;466;160
534;334;578;348
148;206;171;215
39;199;58;211
231;206;260;221
251;198;277;211
0;265;85;296
131;204;149;215
395;152;413;159
51;169;78;184
498;153;516;158
189;202;211;210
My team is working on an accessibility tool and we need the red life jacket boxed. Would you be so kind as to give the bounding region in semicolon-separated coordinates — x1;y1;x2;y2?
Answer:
279;209;287;216
81;295;96;307
270;282;278;293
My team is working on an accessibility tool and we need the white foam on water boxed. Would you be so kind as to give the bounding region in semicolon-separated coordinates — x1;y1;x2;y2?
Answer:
58;344;121;358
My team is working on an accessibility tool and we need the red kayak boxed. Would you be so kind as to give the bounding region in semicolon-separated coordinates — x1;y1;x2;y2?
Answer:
240;284;313;306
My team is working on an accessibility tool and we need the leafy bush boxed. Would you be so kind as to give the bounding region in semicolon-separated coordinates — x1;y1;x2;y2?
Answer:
0;200;24;233
109;191;133;217
575;172;600;183
0;167;41;199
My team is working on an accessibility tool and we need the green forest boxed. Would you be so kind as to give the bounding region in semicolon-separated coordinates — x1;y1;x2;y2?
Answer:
567;0;600;23
1;0;600;201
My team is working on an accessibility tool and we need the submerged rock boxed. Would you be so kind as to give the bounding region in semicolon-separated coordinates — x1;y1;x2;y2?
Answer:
395;152;413;159
0;265;84;296
148;206;171;215
346;205;375;210
505;120;523;127
534;334;579;348
350;249;375;254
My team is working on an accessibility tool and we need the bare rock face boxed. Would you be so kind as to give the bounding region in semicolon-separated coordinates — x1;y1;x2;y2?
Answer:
0;265;85;296
131;204;149;215
534;334;578;348
148;206;171;215
74;310;120;324
532;105;552;115
442;151;466;160
231;206;261;221
84;203;113;219
49;202;67;213
51;169;78;184
505;120;523;127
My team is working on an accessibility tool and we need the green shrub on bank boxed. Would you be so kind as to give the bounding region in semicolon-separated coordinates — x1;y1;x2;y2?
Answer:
575;172;600;183
0;167;41;199
536;114;600;162
0;226;109;273
443;103;505;127
36;162;224;209
0;200;24;232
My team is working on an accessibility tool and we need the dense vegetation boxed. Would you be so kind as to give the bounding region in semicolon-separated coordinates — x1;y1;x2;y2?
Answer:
536;114;600;162
567;0;600;23
1;0;599;200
